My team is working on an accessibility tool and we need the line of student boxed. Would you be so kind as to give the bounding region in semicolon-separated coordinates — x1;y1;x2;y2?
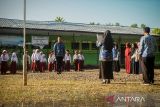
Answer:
0;49;85;74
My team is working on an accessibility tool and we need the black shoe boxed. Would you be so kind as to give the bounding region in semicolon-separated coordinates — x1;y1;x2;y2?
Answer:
107;79;111;84
102;81;106;84
57;72;61;74
150;80;154;84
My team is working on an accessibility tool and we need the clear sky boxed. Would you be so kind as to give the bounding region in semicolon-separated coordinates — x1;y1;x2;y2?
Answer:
0;0;160;28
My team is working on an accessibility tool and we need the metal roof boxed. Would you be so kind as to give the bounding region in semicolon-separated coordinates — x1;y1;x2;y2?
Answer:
0;18;144;35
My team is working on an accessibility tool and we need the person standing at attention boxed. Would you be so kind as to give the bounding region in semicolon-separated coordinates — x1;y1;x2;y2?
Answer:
53;36;65;74
139;27;157;85
96;30;114;84
125;42;131;74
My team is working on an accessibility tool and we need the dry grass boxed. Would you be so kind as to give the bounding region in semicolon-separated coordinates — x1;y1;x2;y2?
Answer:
0;69;160;105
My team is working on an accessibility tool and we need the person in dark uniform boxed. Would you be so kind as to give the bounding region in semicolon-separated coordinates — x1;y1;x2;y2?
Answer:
53;36;65;74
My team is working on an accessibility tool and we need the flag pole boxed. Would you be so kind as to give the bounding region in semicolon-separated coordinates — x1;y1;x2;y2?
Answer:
23;0;27;86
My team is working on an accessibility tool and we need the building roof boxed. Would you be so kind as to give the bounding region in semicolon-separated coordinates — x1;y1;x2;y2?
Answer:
0;18;144;35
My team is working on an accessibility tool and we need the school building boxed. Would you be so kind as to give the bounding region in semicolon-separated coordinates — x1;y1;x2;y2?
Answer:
0;18;160;68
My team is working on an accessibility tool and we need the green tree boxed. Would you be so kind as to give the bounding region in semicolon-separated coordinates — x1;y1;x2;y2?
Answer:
152;28;160;35
54;17;65;22
131;24;138;28
115;22;120;26
141;24;146;28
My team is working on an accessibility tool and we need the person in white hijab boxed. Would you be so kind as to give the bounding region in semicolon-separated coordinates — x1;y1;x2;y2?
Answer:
10;52;18;74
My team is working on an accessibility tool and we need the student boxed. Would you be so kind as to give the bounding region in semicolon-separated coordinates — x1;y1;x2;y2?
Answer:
64;50;71;71
48;53;54;72
112;43;120;72
31;49;36;72
35;49;41;72
125;42;131;74
40;52;47;72
78;50;85;71
139;27;157;84
10;52;18;74
131;43;139;74
73;50;79;71
1;50;9;74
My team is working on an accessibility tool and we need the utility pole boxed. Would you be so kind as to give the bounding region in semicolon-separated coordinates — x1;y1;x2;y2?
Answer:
23;0;27;86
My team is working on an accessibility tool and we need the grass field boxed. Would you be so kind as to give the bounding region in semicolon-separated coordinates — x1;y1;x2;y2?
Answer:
0;69;160;107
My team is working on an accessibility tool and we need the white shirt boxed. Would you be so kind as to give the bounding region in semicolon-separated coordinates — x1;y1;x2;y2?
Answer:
11;53;18;63
48;56;54;63
131;49;139;62
35;53;41;61
40;54;47;62
31;53;35;62
78;54;85;61
64;54;71;63
1;54;9;61
73;54;79;61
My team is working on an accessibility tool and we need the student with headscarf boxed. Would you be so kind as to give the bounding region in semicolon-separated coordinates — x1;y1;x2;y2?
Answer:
125;42;131;74
10;52;18;74
96;30;114;84
35;49;41;72
1;50;9;74
78;50;85;71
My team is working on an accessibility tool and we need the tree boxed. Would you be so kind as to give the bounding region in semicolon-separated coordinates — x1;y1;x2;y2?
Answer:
115;22;120;26
131;24;138;28
54;17;65;22
141;24;146;28
152;28;160;35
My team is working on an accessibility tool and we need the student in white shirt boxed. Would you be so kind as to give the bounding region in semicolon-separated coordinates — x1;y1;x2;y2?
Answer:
40;53;47;72
1;50;9;74
64;50;71;71
78;50;85;71
73;50;79;71
35;49;41;72
10;52;18;74
48;52;54;72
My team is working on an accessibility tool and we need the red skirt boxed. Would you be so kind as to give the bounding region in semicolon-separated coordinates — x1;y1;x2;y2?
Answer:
31;62;35;72
65;60;71;71
48;62;53;72
40;62;46;72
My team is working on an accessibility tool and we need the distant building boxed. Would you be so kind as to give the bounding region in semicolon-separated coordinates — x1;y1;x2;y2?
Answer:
0;18;159;67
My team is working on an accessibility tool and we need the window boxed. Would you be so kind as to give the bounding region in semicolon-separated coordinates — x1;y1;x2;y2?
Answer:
82;43;89;50
71;42;79;49
91;43;97;50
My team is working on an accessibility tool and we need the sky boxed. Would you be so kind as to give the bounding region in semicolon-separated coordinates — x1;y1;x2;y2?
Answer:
0;0;160;28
